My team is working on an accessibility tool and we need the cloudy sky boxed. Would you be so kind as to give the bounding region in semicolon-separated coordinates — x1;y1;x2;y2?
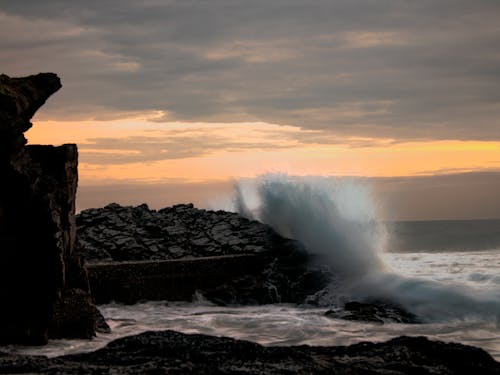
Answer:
2;1;500;219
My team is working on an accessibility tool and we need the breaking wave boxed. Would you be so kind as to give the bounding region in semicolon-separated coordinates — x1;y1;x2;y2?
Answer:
231;174;500;323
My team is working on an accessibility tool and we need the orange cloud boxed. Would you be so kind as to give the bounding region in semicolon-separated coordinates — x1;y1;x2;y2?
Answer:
27;119;500;184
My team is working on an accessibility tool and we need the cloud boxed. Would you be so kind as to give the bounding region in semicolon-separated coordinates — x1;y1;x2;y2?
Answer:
78;126;295;164
75;119;412;165
2;1;500;140
340;31;410;48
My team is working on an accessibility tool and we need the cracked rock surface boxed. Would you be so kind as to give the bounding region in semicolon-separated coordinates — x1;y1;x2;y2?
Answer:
78;203;293;261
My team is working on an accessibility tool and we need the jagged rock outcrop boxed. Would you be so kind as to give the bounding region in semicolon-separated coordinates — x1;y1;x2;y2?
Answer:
0;331;498;374
0;73;103;345
77;203;304;261
77;203;330;304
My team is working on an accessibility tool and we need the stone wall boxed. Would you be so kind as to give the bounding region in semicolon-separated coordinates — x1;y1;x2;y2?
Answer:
87;255;264;304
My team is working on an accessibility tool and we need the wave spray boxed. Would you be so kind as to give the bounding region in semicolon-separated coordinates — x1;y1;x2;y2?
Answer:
231;174;500;322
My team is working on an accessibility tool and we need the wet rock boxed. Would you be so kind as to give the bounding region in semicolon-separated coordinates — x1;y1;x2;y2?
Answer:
49;289;107;338
0;73;102;345
77;203;330;305
0;331;498;374
325;301;420;324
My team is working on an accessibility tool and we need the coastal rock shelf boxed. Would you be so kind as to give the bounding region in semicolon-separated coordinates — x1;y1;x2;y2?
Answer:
77;203;330;304
1;331;498;374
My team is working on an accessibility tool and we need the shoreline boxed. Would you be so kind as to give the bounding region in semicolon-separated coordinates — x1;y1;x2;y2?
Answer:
1;330;499;374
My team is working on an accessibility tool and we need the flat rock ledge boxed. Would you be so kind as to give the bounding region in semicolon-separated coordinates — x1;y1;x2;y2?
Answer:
0;331;498;374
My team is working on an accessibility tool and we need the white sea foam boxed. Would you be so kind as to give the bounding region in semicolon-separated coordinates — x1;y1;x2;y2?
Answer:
5;296;499;360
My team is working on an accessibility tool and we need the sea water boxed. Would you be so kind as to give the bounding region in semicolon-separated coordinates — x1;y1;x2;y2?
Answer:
4;175;500;359
6;248;498;360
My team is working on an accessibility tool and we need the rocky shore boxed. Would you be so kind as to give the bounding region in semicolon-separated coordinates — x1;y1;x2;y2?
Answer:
76;202;420;324
1;331;499;374
1;73;498;374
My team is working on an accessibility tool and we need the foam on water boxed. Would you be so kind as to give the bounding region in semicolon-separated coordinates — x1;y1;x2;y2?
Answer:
5;295;499;360
4;252;500;360
383;250;500;288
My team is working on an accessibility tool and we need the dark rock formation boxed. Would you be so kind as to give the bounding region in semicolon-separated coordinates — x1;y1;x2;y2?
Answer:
77;203;330;304
0;330;498;374
77;203;301;261
325;301;420;324
0;73;103;345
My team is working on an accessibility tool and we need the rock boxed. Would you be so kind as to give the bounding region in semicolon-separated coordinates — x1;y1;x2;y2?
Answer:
0;73;103;345
0;331;498;374
77;203;331;305
49;289;107;338
325;301;420;324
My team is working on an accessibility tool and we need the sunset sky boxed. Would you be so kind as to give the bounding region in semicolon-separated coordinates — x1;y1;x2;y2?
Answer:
2;1;500;220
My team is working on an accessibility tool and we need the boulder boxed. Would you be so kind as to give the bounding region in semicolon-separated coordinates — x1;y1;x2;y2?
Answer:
0;73;104;345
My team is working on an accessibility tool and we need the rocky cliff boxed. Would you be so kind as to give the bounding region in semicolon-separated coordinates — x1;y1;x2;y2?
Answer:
0;73;102;345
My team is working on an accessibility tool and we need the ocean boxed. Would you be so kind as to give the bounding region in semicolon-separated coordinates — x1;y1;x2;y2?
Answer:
4;177;500;360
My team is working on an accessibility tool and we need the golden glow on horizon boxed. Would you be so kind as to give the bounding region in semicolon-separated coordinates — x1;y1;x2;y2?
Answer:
27;119;500;184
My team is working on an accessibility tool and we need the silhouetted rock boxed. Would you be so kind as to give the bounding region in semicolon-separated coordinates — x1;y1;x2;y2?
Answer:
77;203;330;304
0;73;104;345
0;331;498;374
325;301;420;324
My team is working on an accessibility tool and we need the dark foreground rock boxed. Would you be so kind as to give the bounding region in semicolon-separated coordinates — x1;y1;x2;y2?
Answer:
0;73;103;344
0;330;499;374
325;301;420;324
77;203;330;305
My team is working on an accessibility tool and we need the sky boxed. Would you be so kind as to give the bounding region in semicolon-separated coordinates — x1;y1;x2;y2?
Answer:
2;1;500;220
